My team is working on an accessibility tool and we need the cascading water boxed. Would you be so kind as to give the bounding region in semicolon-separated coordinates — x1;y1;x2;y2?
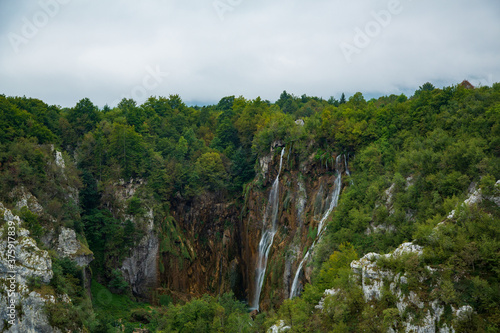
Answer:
251;148;285;310
345;154;351;177
345;153;353;185
317;156;342;236
289;155;345;299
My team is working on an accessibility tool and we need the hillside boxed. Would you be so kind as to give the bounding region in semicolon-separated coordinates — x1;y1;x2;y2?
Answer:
0;82;499;332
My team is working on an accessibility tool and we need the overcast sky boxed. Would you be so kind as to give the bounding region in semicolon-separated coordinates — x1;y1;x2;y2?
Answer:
0;0;499;108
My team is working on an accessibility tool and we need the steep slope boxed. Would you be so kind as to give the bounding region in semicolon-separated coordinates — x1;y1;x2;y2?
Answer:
147;144;349;310
1;82;498;331
269;180;500;332
0;203;55;333
0;145;94;332
241;147;349;311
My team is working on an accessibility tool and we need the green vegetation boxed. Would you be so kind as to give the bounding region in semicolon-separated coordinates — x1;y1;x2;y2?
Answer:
91;280;151;332
155;293;255;332
1;81;499;331
91;283;255;333
45;256;96;331
268;199;499;332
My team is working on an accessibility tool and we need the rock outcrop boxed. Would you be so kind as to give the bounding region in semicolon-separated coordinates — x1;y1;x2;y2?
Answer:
121;208;159;300
448;179;500;218
0;203;58;333
104;178;159;300
57;227;94;267
346;241;467;333
268;320;291;333
10;186;44;215
314;181;500;333
243;149;344;310
350;243;450;333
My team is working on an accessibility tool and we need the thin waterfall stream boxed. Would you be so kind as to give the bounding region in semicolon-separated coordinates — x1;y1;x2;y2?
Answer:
289;155;349;299
250;148;285;310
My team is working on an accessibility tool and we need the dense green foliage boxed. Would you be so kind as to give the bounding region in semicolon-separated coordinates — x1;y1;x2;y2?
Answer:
1;81;499;331
155;293;255;332
45;256;96;331
269;197;499;332
91;283;256;333
314;83;499;264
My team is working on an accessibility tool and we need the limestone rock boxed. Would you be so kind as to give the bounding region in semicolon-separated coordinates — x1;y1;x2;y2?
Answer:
271;140;285;151
57;227;94;267
315;288;338;310
259;154;273;178
295;179;307;229
348;240;469;332
0;203;59;332
0;290;60;333
448;180;499;219
114;178;144;203
455;305;474;321
268;320;291;333
10;186;44;215
121;208;159;300
55;150;65;169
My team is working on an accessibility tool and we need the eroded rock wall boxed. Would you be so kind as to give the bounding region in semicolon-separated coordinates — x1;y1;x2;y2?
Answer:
0;203;58;333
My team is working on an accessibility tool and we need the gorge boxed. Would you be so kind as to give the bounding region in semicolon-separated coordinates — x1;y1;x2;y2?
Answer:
0;82;499;332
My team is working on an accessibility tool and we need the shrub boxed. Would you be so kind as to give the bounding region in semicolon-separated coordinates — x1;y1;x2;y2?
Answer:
108;269;129;294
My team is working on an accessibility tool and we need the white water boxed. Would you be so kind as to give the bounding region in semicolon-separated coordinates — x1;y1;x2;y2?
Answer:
251;148;285;310
345;154;353;185
345;154;351;177
289;155;345;299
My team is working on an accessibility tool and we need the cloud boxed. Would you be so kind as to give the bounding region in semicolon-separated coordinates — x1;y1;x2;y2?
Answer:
0;0;499;107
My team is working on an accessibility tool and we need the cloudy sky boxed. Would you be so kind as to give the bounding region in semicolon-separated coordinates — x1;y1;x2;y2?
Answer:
0;0;499;108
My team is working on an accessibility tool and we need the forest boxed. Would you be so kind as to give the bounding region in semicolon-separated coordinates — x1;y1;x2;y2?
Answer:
0;81;499;332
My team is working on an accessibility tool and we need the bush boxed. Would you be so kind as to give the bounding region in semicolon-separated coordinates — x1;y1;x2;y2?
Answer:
126;196;145;216
130;308;152;324
19;207;44;238
27;276;42;290
45;301;83;331
108;269;129;294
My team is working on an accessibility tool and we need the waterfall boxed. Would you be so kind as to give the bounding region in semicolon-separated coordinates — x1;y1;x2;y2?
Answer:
345;154;351;177
289;243;313;299
317;155;342;236
289;155;344;299
251;148;285;310
345;153;353;185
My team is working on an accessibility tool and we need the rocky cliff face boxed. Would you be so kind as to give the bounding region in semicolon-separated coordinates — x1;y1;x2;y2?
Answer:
121;207;159;300
99;178;159;301
92;146;347;308
160;191;242;301
0;203;57;333
151;147;347;308
0;148;92;332
310;180;500;333
56;227;93;267
348;242;456;333
243;148;346;310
